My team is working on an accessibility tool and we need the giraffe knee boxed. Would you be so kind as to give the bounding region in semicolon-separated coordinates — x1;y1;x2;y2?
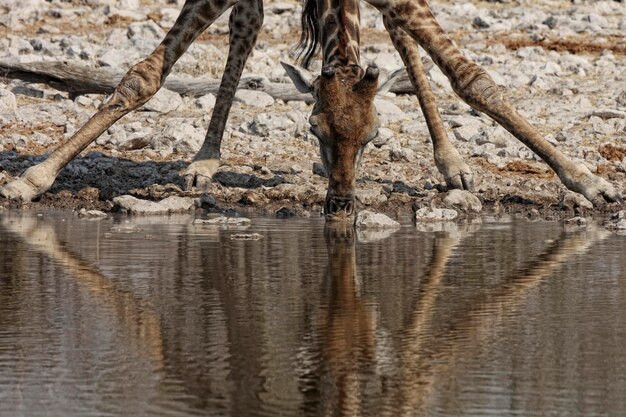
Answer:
103;60;163;112
453;68;504;113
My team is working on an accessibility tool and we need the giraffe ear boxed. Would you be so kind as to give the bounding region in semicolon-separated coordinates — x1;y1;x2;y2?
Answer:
377;68;404;95
281;61;314;94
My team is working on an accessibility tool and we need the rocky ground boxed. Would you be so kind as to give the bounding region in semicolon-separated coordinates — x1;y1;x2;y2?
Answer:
0;0;625;221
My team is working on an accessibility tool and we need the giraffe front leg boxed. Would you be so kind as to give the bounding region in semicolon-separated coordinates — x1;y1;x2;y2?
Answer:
184;0;263;191
1;48;173;201
450;65;621;205
383;16;473;191
373;0;622;206
0;0;236;202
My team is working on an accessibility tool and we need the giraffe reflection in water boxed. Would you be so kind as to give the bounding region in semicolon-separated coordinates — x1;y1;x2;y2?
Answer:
0;214;620;416
0;215;166;364
309;222;609;416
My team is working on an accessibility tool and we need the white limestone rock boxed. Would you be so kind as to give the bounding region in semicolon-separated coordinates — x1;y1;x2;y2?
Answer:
560;191;593;211
230;233;263;240
442;190;482;213
355;210;400;229
453;124;481;142
142;88;183;114
0;89;17;113
127;21;164;42
605;211;626;231
270;2;295;14
119;0;139;9
194;94;216;110
542;61;562;76
98;48;133;68
415;207;459;221
474;126;516;149
113;195;194;214
151;119;203;154
242;113;295;137
357;186;388;206
400;119;426;136
372;127;394;147
374;98;403;115
564;216;587;226
193;216;251;227
234;90;275;108
78;209;108;218
586;109;626;120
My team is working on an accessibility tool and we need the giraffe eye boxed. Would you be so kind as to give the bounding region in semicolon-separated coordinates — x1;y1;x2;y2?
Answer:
310;125;322;138
364;129;379;144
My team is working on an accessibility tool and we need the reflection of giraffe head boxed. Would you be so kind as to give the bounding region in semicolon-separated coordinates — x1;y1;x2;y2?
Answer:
322;223;376;414
284;63;386;222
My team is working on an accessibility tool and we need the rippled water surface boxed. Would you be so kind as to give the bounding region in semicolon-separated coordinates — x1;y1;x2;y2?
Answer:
1;212;625;416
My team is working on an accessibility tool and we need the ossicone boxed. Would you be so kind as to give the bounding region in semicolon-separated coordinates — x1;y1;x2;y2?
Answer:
364;64;379;80
322;65;336;78
353;64;379;94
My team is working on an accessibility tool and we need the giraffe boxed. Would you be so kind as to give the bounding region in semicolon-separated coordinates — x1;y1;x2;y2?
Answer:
1;0;622;219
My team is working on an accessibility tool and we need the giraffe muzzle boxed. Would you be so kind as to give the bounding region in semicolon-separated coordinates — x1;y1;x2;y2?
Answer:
325;194;356;221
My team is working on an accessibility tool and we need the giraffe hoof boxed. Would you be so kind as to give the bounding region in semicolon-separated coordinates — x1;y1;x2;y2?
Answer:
590;186;623;207
434;147;475;192
0;166;54;202
445;171;475;192
568;169;623;207
0;178;38;202
183;158;220;191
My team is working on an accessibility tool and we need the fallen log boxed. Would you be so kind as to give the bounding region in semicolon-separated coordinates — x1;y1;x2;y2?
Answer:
0;60;420;102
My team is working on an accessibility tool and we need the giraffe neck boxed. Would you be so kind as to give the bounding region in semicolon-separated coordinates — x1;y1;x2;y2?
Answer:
319;0;361;67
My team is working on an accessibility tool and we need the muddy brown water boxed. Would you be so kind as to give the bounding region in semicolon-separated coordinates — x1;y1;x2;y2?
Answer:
1;212;625;416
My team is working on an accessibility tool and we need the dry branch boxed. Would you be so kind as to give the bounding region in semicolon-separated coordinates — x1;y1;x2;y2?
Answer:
0;60;419;103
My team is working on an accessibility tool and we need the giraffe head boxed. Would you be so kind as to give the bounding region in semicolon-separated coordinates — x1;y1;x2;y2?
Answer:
283;61;396;222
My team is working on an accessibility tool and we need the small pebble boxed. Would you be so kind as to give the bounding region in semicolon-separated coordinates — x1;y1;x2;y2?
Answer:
230;233;263;240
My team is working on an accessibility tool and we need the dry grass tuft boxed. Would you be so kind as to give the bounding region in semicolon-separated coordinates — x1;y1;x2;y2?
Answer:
494;35;626;56
599;144;626;162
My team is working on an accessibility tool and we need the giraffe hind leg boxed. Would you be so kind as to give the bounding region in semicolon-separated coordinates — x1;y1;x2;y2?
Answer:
383;16;473;191
372;0;622;206
184;0;264;191
0;0;237;202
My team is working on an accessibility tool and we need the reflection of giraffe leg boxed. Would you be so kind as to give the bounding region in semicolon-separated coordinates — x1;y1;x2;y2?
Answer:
323;224;376;416
0;0;236;202
1;216;165;363
320;226;474;417
383;16;473;191
375;226;473;417
184;0;264;190
366;0;622;205
388;225;609;416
